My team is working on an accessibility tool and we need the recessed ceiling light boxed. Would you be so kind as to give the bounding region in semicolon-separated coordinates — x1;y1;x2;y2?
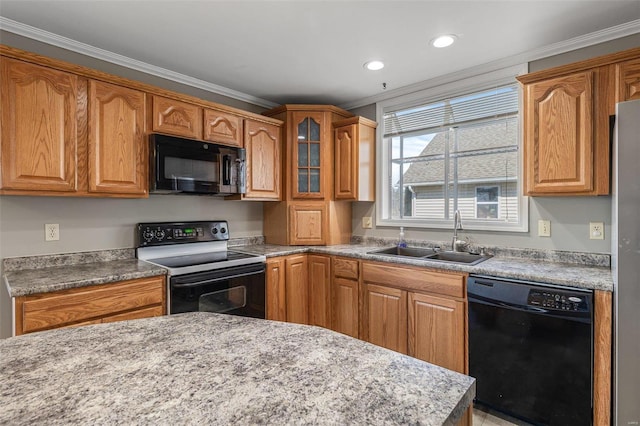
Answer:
364;60;385;71
431;35;457;48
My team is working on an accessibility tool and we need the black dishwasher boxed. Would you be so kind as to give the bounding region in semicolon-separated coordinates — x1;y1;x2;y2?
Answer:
468;275;593;426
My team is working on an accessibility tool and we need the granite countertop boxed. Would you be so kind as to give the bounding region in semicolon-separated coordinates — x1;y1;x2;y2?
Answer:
3;249;167;297
235;243;613;292
0;312;475;425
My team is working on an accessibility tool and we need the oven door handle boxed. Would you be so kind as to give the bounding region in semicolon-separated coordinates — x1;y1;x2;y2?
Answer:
172;270;263;288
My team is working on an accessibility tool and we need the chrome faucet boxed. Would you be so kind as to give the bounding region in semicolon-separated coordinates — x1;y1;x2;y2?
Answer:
452;209;463;251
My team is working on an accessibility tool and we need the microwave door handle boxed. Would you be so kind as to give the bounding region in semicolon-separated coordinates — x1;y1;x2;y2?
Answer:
222;155;231;185
172;270;263;288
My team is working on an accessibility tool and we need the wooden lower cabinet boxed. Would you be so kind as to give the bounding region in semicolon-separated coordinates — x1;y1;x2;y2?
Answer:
361;261;468;374
308;255;331;328
266;257;287;321
284;254;309;324
362;283;408;354
14;275;166;335
331;257;360;338
408;292;466;373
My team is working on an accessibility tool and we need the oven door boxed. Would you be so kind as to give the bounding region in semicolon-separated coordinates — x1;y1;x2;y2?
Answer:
170;263;265;319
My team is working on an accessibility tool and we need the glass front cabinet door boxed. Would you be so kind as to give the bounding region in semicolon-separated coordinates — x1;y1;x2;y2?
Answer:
291;111;326;199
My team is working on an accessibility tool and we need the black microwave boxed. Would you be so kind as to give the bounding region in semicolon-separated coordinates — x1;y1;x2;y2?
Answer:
149;134;246;195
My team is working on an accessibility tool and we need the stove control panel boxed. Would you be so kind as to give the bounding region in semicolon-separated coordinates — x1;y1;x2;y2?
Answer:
137;221;229;246
527;289;590;312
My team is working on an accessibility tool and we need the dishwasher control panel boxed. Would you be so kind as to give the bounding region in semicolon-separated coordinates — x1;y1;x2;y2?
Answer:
527;289;589;312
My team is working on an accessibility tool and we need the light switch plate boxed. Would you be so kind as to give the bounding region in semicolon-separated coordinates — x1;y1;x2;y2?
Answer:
362;217;373;229
538;220;551;237
590;222;604;240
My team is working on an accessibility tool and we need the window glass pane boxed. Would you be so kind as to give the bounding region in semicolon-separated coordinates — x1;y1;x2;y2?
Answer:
310;118;320;141
310;169;320;192
297;118;308;141
310;143;320;167
390;161;402;219
477;204;499;219
298;169;308;193
391;137;401;160
298;143;308;167
477;187;499;202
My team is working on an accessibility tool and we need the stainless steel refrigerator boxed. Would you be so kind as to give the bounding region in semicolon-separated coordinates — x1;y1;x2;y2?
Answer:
611;99;640;425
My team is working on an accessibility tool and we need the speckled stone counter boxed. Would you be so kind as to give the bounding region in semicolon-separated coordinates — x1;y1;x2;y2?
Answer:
235;243;613;292
3;249;166;297
0;312;475;425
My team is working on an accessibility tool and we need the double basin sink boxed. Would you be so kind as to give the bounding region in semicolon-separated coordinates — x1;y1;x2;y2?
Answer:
368;246;491;266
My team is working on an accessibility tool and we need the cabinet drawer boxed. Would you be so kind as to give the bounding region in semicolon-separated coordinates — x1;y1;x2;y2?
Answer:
333;257;359;280
18;276;165;334
362;262;465;298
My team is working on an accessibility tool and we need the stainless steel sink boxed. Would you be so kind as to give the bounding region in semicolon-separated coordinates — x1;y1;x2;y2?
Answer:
424;251;491;265
368;246;437;258
368;246;491;265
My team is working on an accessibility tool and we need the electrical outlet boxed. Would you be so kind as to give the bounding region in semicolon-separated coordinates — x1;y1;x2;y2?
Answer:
45;223;59;241
362;216;373;229
538;220;551;237
590;222;604;240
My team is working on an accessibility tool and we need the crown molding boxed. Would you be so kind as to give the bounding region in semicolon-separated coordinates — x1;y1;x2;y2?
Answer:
0;17;279;109
340;19;640;110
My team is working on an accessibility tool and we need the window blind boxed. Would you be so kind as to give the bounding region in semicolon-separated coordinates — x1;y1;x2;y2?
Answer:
383;83;519;137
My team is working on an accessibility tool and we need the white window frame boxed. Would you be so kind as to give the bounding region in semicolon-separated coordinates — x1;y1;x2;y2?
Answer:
475;185;500;219
375;64;529;232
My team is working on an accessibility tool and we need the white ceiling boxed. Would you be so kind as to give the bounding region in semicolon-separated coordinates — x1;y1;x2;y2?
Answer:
1;1;640;108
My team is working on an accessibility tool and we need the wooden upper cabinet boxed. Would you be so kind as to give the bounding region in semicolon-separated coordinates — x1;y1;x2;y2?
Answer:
334;116;376;201
1;58;78;192
291;111;327;200
408;292;466;374
88;81;146;195
522;71;596;195
243;119;281;200
203;108;243;147
617;57;640;101
151;95;202;139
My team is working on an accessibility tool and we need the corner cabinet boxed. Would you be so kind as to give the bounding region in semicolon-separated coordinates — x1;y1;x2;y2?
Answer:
517;46;640;196
262;105;358;246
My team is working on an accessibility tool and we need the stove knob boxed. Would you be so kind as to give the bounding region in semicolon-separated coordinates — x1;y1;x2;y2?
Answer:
155;229;165;240
143;229;154;241
220;227;227;234
211;227;218;235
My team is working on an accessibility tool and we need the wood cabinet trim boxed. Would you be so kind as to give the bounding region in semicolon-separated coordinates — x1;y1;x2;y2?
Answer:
593;290;612;426
517;46;640;84
0;45;283;127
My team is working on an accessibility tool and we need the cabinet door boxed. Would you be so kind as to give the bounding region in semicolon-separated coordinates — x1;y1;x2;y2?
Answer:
332;277;359;338
408;292;466;373
151;95;202;139
362;283;408;354
289;203;326;245
244;119;281;200
285;254;309;324
618;58;640;101
1;58;78;192
203;108;243;147
291;111;326;199
308;255;331;328
88;81;147;195
266;257;286;321
523;71;595;194
334;123;358;200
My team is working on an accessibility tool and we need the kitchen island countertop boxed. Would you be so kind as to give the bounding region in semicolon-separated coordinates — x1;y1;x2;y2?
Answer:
0;312;475;425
